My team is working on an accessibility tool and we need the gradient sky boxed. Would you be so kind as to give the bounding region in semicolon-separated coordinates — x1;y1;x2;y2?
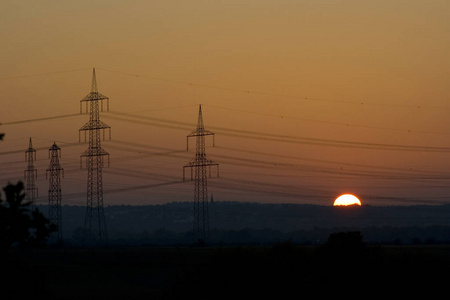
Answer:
1;0;449;206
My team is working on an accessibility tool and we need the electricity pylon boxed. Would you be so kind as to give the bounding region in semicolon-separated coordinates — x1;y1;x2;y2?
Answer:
79;68;111;246
24;138;38;206
46;142;64;244
183;105;219;245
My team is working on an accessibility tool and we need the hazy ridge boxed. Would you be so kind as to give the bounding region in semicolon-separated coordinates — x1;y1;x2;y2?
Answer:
37;202;450;246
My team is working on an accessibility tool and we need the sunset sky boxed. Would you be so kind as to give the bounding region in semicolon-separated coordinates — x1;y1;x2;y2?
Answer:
1;0;449;206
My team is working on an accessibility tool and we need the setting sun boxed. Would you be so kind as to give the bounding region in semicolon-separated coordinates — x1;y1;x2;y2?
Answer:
333;194;362;206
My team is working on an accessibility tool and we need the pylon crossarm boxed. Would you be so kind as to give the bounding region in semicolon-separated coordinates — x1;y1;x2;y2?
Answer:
79;120;111;131
188;129;214;137
81;92;109;102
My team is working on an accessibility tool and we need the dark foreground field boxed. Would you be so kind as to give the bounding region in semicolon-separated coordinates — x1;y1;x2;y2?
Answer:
5;242;450;299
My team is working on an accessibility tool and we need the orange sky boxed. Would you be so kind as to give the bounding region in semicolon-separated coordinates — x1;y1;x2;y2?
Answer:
1;1;450;206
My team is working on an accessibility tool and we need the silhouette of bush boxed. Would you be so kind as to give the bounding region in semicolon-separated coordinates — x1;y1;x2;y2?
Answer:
323;231;365;250
316;231;368;268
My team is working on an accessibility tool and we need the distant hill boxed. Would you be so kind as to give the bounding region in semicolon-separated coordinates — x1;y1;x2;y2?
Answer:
37;202;450;246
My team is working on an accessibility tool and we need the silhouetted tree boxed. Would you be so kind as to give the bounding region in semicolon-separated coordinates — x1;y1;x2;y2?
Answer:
0;181;56;252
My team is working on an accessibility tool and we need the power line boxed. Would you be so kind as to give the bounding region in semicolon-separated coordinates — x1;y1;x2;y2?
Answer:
5;105;448;154
103;138;450;187
1;67;448;111
96;68;450;111
2;104;449;147
104;111;450;152
0;113;81;126
0;68;91;81
0;141;81;156
203;104;450;136
3;134;450;183
0;76;448;205
214;145;447;175
5;139;448;206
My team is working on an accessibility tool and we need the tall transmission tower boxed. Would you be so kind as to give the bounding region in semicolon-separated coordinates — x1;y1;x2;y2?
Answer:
79;68;111;246
24;138;38;206
46;142;64;244
183;105;219;245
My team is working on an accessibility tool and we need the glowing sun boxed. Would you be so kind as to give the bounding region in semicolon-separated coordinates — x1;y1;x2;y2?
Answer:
333;194;362;206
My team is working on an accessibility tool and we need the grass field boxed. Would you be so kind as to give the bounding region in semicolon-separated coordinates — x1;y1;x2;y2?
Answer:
4;243;450;299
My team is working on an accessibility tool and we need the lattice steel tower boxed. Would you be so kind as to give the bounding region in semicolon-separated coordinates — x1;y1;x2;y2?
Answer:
47;142;64;244
79;68;111;246
24;138;38;206
183;105;219;245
